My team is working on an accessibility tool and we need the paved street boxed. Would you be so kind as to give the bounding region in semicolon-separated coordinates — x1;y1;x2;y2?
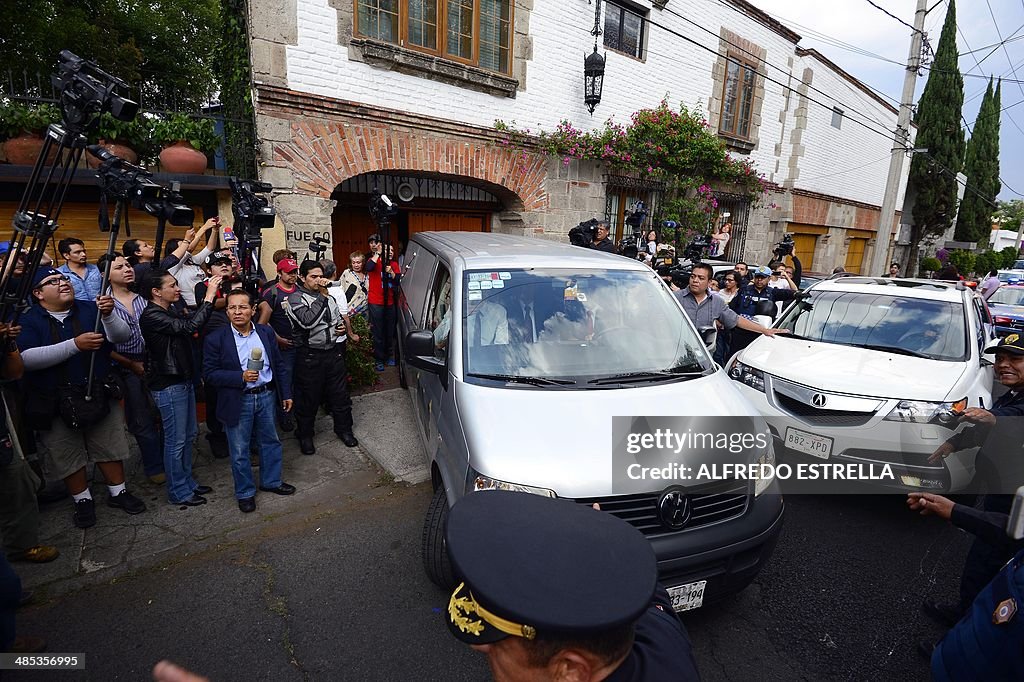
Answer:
11;473;971;681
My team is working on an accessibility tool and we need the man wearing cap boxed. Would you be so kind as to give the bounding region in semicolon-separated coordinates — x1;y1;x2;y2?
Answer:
366;235;402;371
676;263;786;353
445;491;700;681
257;257;300;431
16;267;146;529
914;333;1024;631
728;265;796;354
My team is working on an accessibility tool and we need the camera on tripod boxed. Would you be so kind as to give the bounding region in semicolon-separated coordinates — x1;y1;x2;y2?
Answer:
772;233;795;259
682;235;712;263
307;236;329;258
617;202;650;259
88;145;193;228
52;50;138;133
230;177;276;250
568;218;599;247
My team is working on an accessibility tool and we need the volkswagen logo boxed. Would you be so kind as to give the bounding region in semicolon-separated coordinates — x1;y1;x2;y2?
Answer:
811;393;828;407
657;488;691;531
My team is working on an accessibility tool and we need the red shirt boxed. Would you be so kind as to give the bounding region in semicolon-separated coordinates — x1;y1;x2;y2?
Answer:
367;258;401;306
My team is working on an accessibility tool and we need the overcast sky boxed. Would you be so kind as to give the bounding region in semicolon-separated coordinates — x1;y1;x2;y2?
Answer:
751;0;1024;202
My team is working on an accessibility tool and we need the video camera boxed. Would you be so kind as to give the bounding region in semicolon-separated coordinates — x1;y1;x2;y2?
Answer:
229;177;276;250
568;218;599;248
369;190;399;227
618;202;650;259
682;234;712;263
772;233;795;259
88;145;193;229
52;50;138;134
307;235;329;259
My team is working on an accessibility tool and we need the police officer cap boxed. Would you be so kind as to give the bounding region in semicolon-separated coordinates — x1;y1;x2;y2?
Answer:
985;333;1024;356
753;265;772;277
445;490;657;645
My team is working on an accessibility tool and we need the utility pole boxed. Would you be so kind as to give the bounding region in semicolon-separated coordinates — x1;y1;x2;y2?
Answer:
868;0;929;277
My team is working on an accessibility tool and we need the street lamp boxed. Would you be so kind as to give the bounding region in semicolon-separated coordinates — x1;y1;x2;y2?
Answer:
584;48;606;115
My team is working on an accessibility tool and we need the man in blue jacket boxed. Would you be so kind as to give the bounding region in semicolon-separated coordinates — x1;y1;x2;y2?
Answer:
203;289;295;513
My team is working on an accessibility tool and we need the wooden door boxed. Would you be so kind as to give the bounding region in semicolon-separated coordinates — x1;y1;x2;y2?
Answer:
331;208;379;267
407;211;489;235
844;238;867;274
791;234;817;270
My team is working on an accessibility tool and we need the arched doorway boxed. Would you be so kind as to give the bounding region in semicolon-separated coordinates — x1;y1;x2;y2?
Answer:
330;172;505;265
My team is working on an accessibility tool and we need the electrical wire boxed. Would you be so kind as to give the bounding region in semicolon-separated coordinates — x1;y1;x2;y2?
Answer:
863;0;923;35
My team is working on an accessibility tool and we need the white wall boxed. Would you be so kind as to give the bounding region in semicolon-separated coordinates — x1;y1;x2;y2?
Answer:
788;51;911;208
285;0;904;204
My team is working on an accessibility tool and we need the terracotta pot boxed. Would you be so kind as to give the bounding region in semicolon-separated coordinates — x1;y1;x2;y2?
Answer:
158;140;208;174
2;132;57;166
86;140;140;168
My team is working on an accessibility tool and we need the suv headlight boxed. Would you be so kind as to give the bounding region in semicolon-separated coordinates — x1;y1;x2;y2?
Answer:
754;445;775;497
728;359;765;392
471;472;556;498
883;398;967;425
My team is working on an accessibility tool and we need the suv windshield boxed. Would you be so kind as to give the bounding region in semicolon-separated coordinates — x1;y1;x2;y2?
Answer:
989;287;1024;306
776;290;968;362
457;268;711;383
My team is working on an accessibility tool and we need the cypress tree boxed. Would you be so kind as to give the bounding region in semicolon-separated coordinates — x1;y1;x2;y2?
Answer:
956;79;1002;243
906;0;966;269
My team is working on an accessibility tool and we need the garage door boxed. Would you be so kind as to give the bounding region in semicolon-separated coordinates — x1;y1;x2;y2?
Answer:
845;238;867;274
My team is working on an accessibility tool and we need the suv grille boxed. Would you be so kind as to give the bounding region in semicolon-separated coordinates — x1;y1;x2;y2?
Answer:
576;479;749;537
775;393;874;427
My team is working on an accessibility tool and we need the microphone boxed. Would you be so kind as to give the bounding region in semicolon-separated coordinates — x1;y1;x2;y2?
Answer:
247;347;264;372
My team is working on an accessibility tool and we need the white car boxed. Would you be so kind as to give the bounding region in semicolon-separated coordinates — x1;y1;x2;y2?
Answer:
728;277;996;492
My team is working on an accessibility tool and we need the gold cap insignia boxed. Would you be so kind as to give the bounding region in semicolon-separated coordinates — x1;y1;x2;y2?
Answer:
1006;333;1020;345
993;598;1017;625
448;582;537;640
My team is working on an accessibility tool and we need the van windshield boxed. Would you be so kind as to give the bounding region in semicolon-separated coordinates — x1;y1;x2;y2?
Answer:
776;290;968;362
457;268;711;384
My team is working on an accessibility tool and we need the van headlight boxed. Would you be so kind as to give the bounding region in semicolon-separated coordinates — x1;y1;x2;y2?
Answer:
728;359;765;393
755;446;775;497
471;472;556;498
883;398;967;425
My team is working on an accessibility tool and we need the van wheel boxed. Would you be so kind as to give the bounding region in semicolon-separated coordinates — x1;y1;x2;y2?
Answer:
422;486;456;589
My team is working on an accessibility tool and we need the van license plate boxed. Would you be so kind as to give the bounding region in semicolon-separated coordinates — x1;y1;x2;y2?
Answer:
667;581;706;612
785;427;833;459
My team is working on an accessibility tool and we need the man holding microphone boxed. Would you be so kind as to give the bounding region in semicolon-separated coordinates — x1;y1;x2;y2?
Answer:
203;289;295;513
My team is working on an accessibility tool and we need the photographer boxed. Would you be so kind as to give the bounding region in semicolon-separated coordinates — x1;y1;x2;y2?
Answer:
590;220;616;253
770;235;803;289
366;235;401;371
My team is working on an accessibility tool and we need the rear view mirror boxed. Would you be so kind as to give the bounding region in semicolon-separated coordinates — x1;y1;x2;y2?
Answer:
405;330;446;377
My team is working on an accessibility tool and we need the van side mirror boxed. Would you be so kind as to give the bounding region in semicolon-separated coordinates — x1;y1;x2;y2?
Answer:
754;300;777;320
405;330;446;376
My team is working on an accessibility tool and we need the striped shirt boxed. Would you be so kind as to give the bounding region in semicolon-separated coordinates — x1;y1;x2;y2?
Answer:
110;292;148;357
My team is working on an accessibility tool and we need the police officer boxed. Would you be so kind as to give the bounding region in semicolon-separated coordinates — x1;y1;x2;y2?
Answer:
728;265;796;354
917;333;1024;629
590;220;617;253
444;490;700;681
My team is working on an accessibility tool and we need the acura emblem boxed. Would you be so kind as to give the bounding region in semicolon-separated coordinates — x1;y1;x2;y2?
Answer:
657;488;691;531
811;393;827;407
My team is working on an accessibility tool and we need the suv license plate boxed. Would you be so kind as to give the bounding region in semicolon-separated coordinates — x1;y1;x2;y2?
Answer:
667;581;706;612
785;427;833;459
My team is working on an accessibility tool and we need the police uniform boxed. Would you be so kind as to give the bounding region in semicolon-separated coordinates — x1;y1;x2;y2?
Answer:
444;491;700;681
728;266;794;354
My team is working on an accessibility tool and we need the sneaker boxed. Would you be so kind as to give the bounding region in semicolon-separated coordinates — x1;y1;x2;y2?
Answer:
8;545;60;563
386;358;396;366
375;362;385;372
107;490;147;515
73;498;96;529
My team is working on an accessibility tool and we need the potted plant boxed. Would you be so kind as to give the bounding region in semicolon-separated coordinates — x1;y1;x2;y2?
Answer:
0;102;61;165
152;113;218;174
87;112;153;168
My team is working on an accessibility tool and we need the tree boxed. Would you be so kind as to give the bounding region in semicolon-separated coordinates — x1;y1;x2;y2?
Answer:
906;0;966;272
994;199;1024;232
0;0;222;110
955;79;1002;243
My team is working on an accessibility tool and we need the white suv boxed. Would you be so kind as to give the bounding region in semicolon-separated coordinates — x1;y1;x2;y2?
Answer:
729;277;996;492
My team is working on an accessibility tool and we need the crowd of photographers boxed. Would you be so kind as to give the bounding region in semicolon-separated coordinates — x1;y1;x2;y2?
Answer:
0;222;399;624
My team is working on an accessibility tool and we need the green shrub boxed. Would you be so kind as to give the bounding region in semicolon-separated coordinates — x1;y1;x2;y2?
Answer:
920;257;942;273
91;112;154;159
346;314;378;388
152;113;219;154
975;250;1000;276
946;249;976;276
0;102;60;140
1000;246;1021;268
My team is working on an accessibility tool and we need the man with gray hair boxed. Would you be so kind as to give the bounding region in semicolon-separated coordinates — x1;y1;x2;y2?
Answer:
590;220;616;253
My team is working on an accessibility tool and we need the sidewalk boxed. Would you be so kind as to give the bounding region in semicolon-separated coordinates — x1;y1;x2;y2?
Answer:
19;382;428;597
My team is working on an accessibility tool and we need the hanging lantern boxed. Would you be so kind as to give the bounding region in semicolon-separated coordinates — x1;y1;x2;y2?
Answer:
584;47;606;115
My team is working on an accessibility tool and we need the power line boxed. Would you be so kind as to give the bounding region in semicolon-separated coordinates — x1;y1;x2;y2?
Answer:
863;0;922;35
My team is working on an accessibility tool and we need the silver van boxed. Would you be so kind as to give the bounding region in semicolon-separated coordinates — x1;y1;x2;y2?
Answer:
397;232;784;611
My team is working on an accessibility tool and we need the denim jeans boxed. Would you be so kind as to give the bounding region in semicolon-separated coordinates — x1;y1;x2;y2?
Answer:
152;383;199;503
116;366;163;476
225;390;284;500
